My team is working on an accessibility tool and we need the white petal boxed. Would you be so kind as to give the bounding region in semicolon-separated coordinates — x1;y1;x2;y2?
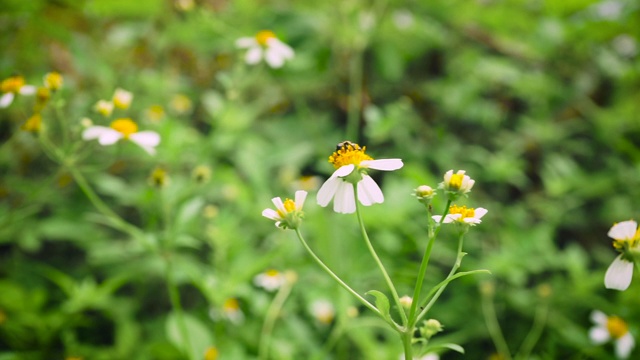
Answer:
245;46;263;64
589;326;611;344
357;175;383;206
294;190;307;209
608;220;638;240
432;215;443;223
444;214;460;223
334;164;355;178
605;255;634;290
590;310;608;326
130;131;160;147
474;208;488;219
317;177;340;207
616;333;635;358
271;197;286;214
262;208;280;221
334;181;356;214
98;130;123;145
443;169;453;182
0;92;14;108
360;159;403;171
19;85;36;95
267;38;294;59
464;217;482;224
264;48;286;68
82;126;111;140
236;37;257;48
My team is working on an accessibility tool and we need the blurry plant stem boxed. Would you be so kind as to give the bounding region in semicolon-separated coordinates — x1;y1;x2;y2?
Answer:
354;193;407;326
258;278;294;360
52;94;69;149
481;281;512;360
514;300;549;360
294;229;385;322
346;50;363;142
408;200;452;326
401;330;414;360
166;257;194;360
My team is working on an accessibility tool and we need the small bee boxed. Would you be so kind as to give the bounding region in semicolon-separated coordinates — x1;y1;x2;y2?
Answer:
336;140;356;151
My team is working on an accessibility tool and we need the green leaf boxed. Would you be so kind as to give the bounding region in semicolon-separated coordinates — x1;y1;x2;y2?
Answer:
165;311;214;360
365;290;391;321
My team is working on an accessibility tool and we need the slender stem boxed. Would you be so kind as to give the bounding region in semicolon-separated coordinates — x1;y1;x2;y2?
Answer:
401;330;414;360
408;200;452;325
346;50;363;142
166;257;194;360
515;300;549;360
354;191;407;326
259;278;294;360
415;228;465;323
294;229;382;319
481;281;512;360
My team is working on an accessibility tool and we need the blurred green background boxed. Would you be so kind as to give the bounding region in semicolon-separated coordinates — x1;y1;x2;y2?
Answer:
1;0;639;359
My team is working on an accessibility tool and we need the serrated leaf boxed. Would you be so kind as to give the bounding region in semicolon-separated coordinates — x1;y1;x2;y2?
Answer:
365;290;391;321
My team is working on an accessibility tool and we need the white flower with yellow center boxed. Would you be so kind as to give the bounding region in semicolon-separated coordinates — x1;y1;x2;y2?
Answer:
317;141;403;214
82;118;161;155
253;269;286;292
94;100;114;117
605;220;640;291
0;75;36;108
311;299;335;324
236;30;294;68
262;190;307;230
433;204;487;225
439;170;475;200
221;298;244;325
589;310;635;359
112;88;133;109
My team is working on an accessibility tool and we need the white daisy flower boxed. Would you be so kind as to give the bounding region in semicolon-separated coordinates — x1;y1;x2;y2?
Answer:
221;298;244;325
94;100;114;117
316;141;403;214
432;205;488;226
589;310;635;359
605;220;639;291
236;30;294;68
253;269;286;292
439;170;475;200
311;299;335;324
112;88;133;109
82;118;160;155
0;75;36;108
262;190;307;230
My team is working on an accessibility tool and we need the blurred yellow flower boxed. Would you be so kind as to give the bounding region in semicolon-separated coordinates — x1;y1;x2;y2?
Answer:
146;104;165;122
21;113;42;133
44;71;63;91
0;75;36;108
170;94;193;115
204;346;219;360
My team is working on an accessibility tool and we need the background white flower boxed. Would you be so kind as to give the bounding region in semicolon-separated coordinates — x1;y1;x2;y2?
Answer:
433;205;488;225
82;118;160;155
589;310;635;359
236;30;294;68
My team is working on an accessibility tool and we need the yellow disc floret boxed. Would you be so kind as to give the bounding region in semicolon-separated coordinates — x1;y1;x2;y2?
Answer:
448;173;464;190
449;205;475;219
256;30;276;46
44;72;63;91
223;298;240;311
1;75;25;93
607;316;629;339
277;198;297;218
328;142;373;169
265;269;280;277
110;118;138;138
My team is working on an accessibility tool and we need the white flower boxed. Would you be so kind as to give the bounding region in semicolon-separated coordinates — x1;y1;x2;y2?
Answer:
221;298;244;325
317;142;403;214
112;88;133;109
94;100;114;117
439;170;475;195
433;205;488;225
253;269;286;292
82;118;160;155
605;220;639;291
0;75;36;108
236;30;294;68
311;299;335;324
589;310;635;359
262;190;307;229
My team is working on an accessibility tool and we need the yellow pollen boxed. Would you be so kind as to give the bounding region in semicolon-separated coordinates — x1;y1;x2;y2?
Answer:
449;205;475;218
328;143;373;169
607;316;628;339
255;30;276;46
110;118;138;138
1;76;25;93
44;72;63;91
449;173;463;189
204;347;219;360
224;298;240;311
265;269;279;277
277;198;296;217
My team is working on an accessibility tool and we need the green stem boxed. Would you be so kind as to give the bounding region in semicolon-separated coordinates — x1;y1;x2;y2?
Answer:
259;278;294;360
515;300;549;360
481;281;512;360
408;200;452;326
346;50;363;142
415;228;465;323
166;257;194;360
401;330;414;360
294;229;383;320
354;191;407;326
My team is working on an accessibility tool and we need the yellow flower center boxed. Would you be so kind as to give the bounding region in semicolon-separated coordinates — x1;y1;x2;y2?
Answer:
204;347;219;360
277;198;296;217
607;316;629;339
328;142;373;169
449;173;463;190
110;118;138;138
21;114;42;133
44;72;63;91
224;298;240;311
612;227;640;250
449;205;475;219
265;269;280;277
1;75;25;93
255;30;276;46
